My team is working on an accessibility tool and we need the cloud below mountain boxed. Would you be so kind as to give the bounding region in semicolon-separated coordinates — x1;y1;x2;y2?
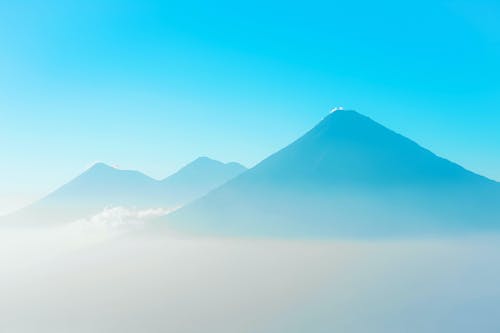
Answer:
68;206;176;234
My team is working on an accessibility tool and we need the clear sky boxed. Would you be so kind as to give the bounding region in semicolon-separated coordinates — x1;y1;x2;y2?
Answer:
1;0;499;215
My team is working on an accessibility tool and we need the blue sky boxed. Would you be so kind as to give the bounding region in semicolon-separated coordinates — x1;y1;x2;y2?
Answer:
1;0;499;214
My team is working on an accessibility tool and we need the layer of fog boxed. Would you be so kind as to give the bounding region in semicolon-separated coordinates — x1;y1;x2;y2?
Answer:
1;219;500;333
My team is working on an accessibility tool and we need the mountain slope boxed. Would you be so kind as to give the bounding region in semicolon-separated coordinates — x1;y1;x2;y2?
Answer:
159;157;248;205
6;157;246;226
166;110;500;237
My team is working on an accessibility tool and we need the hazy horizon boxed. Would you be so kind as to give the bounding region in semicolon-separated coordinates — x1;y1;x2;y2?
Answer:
1;0;499;214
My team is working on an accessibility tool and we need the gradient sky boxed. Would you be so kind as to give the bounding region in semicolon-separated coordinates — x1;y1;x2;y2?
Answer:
1;0;499;215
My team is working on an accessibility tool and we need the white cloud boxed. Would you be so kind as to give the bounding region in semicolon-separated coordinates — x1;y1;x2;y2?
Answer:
67;206;176;235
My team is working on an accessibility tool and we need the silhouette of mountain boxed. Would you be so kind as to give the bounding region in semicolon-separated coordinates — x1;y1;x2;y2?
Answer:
6;157;246;226
166;110;500;237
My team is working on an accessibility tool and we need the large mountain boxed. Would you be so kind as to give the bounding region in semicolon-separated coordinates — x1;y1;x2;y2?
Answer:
6;157;246;226
166;110;500;237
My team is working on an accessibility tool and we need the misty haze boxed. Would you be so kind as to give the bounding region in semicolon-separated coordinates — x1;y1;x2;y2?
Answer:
2;110;500;332
2;227;500;333
2;1;499;332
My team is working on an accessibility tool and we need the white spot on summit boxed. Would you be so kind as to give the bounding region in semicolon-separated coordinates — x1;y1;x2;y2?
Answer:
330;106;344;113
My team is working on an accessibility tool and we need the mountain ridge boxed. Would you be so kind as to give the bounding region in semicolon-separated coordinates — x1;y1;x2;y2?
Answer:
164;110;500;237
4;157;246;226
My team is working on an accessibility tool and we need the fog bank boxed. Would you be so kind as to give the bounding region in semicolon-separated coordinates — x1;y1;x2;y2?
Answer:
1;227;499;333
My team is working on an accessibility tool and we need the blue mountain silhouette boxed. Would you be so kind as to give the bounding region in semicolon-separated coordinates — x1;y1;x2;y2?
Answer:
166;110;500;237
6;157;246;226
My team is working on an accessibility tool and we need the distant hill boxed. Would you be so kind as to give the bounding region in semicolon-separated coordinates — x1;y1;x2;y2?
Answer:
166;110;500;237
5;157;246;226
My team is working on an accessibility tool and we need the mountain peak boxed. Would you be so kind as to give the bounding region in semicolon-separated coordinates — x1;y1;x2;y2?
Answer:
86;162;116;173
322;109;370;123
161;157;247;183
189;156;224;167
183;156;246;170
293;110;390;150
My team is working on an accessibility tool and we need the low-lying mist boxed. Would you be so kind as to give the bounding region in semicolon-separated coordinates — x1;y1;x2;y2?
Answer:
1;220;500;333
